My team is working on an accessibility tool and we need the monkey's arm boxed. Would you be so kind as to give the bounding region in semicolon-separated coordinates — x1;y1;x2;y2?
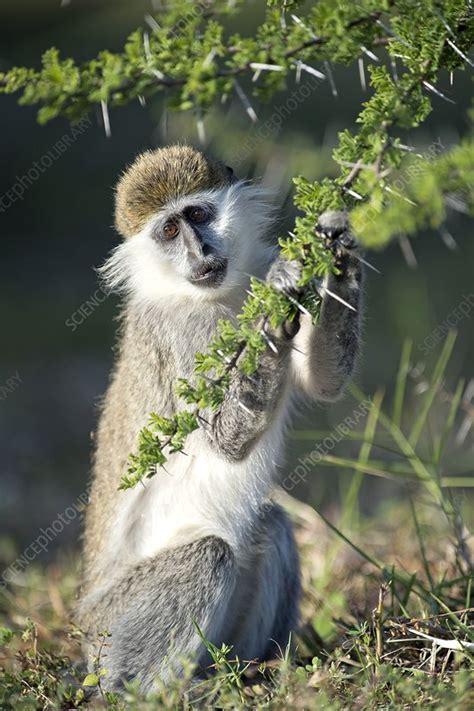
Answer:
291;211;363;401
205;346;290;460
205;297;298;462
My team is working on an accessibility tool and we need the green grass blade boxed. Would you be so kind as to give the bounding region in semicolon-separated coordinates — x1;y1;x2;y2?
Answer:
319;455;417;482
393;339;412;428
434;377;465;464
410;497;435;591
409;331;457;450
440;477;474;487
350;383;444;505
314;508;431;605
341;389;384;527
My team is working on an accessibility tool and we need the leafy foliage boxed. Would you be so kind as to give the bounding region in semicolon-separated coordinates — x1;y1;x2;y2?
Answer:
2;0;473;485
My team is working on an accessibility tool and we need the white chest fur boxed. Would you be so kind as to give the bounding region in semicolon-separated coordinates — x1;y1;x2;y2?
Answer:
109;413;288;570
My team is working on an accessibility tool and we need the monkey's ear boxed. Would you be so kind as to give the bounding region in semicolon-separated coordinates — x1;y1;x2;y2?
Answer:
226;165;237;184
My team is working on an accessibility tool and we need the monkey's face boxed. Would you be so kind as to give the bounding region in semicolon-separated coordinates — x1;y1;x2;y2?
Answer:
102;182;275;303
152;198;228;289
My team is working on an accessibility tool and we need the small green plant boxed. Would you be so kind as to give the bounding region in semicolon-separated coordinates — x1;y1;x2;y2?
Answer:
0;619;86;709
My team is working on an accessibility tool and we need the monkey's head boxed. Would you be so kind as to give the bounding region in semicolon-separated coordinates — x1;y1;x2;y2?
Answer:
102;145;274;302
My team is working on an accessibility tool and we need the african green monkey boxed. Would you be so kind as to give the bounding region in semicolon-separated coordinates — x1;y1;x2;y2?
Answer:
77;145;363;692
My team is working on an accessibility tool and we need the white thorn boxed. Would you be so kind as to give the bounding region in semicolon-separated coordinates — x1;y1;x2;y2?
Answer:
358;58;366;91
295;60;302;84
446;194;468;214
340;247;381;274
396;143;423;158
234;80;258;123
285;292;311;316
384;185;417;206
261;329;279;354
291;14;318;39
360;45;379;62
249;62;284;72
203;48;217;67
398;234;418;269
320;285;357;312
390;56;399;82
100;99;111;138
196;116;206;145
340;160;373;170
376;19;409;47
423;80;455;104
298;61;326;80
216;349;232;365
438;226;457;250
143;31;151;62
324;60;338;97
446;38;474;68
144;14;161;32
237;399;254;416
343;187;364;200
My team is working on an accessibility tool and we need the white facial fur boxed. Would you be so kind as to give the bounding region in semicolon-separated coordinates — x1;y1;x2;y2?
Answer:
100;181;276;305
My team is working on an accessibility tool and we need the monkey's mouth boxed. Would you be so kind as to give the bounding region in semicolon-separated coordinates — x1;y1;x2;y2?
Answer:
188;256;228;288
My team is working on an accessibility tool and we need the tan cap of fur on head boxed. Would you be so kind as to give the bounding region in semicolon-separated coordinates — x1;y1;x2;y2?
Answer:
115;145;232;238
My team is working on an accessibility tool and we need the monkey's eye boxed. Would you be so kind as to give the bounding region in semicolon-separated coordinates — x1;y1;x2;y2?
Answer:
189;207;209;224
163;221;179;240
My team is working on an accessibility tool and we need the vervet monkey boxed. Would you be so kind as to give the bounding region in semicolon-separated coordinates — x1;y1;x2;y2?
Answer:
78;145;363;692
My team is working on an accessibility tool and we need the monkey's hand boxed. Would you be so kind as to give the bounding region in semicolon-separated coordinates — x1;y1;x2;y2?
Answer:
288;211;363;402
316;210;359;278
267;257;302;295
266;257;302;340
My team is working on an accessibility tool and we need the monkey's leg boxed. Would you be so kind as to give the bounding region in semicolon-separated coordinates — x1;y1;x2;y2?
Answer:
80;536;237;694
230;504;301;661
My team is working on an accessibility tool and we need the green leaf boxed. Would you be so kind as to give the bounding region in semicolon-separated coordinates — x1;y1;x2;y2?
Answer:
82;673;100;687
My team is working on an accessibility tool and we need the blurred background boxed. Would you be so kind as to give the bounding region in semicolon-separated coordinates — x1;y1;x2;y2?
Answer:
1;0;473;567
